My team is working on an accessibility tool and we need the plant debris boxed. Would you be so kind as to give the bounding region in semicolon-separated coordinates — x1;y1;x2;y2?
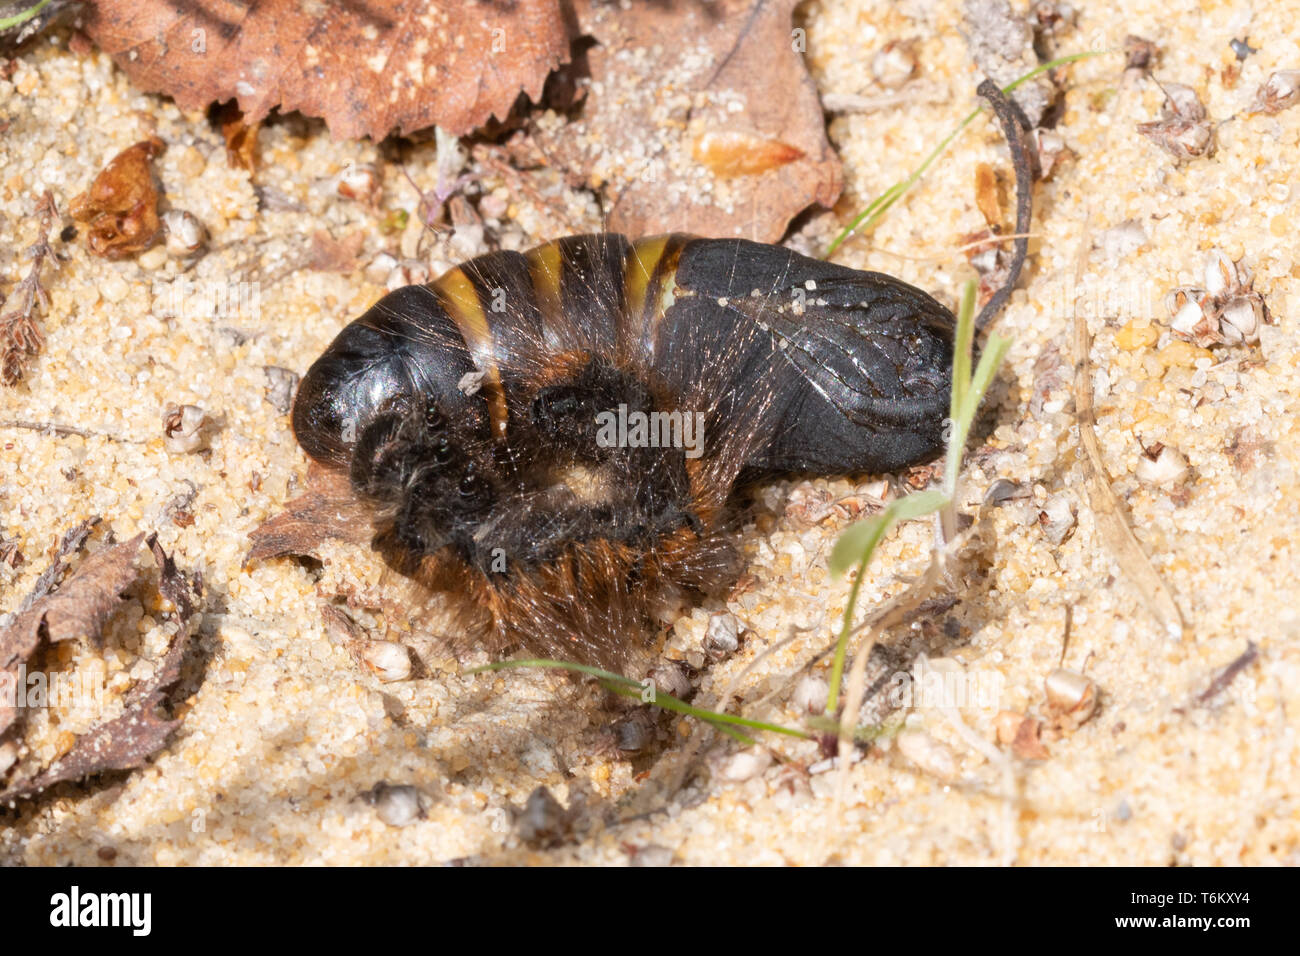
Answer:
307;229;365;274
0;535;201;803
1;516;100;736
1070;199;1185;639
1251;70;1300;114
1;528;201;806
0;528;144;735
81;0;570;140
1136;82;1214;163
68;137;165;260
1195;641;1258;706
161;402;212;454
1123;35;1159;75
515;785;578;848
995;710;1050;759
0;0;81;55
215;103;260;172
1165;249;1270;348
246;465;372;564
534;0;842;242
1043;667;1098;731
0;189;58;386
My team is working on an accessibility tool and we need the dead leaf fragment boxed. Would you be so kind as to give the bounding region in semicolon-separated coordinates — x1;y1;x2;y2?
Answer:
974;162;1004;229
246;464;372;565
0;536;200;803
82;0;570;140
1;190;59;386
69;138;165;259
692;131;805;179
995;710;1050;760
0;532;145;735
308;230;365;274
217;103;261;172
536;0;842;242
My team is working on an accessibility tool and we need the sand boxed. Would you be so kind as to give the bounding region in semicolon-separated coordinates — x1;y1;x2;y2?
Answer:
0;0;1296;865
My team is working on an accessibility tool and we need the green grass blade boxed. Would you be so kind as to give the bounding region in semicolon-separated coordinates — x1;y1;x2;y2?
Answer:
950;281;978;421
1;0;52;31
828;490;947;579
824;487;946;713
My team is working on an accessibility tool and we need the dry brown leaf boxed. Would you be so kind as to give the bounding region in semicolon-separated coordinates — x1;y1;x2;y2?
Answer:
216;102;261;172
246;464;372;565
537;0;842;242
994;710;1049;760
1;517;100;736
1;531;144;738
0;536;201;804
20;532;144;646
308;229;365;273
1;190;59;386
69;137;165;260
973;162;1003;229
82;0;570;140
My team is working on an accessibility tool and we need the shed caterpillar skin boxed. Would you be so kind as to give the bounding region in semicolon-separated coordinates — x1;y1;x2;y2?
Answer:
291;234;954;667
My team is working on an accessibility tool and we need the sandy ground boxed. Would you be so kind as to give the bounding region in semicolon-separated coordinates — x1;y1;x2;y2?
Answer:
1;1;1296;865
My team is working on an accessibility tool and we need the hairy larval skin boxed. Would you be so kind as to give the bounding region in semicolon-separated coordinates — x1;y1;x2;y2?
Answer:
292;234;954;666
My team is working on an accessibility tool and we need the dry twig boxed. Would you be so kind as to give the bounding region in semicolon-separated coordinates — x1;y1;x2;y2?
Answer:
1;190;58;386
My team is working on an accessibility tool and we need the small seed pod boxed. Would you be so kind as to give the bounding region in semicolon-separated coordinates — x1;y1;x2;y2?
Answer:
1037;494;1077;545
647;660;694;701
1203;248;1236;298
871;40;917;89
1044;668;1098;729
1045;668;1094;711
721;747;772;783
1252;70;1300;114
703;611;740;660
792;673;829;714
359;640;412;682
162;209;207;258
1168;293;1208;338
366;782;426;827
1135;443;1189;486
1163;82;1207;121
162;403;211;454
1218;296;1263;345
337;162;382;205
1032;128;1069;179
1136;83;1213;162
